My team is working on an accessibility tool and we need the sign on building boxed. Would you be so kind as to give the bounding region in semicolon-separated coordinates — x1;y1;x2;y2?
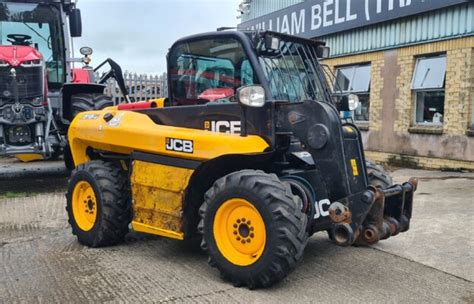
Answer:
238;0;469;38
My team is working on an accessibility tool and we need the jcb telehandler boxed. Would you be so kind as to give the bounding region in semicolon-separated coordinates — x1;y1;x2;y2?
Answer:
66;31;417;288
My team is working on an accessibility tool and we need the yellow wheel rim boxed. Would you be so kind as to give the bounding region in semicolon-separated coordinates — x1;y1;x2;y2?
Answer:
72;181;98;231
213;198;266;266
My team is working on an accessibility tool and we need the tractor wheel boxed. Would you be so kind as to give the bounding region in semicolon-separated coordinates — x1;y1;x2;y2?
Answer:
71;93;113;119
66;160;131;247
199;170;308;288
366;160;393;189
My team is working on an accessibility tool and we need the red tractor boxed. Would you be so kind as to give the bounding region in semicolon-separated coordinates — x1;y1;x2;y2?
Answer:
0;0;128;168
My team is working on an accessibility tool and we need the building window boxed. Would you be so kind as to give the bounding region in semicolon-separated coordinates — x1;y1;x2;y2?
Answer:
335;64;371;121
412;55;446;126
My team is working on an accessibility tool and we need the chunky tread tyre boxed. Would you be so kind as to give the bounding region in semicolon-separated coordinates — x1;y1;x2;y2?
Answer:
366;160;393;189
66;160;131;247
199;170;308;289
63;144;75;171
71;93;113;119
66;94;112;169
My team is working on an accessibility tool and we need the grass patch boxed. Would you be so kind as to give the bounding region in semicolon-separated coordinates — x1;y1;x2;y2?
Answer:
0;191;32;199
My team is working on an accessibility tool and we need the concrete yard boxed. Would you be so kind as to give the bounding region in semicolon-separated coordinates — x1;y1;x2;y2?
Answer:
0;159;473;303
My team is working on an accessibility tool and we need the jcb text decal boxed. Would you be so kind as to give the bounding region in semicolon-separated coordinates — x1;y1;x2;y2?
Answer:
204;120;241;134
314;199;330;219
165;138;194;153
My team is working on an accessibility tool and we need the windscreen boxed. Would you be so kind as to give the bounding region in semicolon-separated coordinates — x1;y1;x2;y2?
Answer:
257;37;328;103
168;38;257;106
0;2;65;88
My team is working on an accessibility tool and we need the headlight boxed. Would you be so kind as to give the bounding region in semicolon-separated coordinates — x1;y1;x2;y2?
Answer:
80;46;93;56
237;85;265;108
0;60;8;67
2;107;13;120
21;60;42;66
348;94;360;111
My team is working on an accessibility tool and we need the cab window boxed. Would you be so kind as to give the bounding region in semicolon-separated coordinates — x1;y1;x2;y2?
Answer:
0;3;66;88
168;38;257;106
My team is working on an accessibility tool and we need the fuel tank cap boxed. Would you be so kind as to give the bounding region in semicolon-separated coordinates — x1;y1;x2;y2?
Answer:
307;124;329;150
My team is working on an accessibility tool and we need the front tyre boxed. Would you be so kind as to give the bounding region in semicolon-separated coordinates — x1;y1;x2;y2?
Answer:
199;170;308;288
66;160;131;247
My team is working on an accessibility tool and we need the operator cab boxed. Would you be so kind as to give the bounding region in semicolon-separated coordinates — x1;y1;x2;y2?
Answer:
135;31;336;144
167;31;331;107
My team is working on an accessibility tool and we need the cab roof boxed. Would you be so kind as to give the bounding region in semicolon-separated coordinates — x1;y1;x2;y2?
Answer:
3;0;76;12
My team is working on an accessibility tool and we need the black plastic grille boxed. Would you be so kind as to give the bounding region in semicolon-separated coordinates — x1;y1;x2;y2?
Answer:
0;66;43;101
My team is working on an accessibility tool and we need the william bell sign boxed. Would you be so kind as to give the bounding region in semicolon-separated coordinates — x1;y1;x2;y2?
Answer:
238;0;469;38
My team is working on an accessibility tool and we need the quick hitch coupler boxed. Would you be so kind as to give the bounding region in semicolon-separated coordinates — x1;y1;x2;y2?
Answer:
328;178;418;247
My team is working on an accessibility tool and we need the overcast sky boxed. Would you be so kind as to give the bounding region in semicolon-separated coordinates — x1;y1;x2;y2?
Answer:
74;0;241;75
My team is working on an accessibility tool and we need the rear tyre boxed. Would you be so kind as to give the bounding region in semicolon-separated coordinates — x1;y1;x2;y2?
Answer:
199;170;308;288
66;160;131;247
70;93;113;119
63;144;75;171
366;160;393;189
66;93;113;169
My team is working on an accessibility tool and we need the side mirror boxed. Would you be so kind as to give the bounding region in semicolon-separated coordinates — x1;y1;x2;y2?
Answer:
69;8;82;37
237;85;265;108
339;94;360;111
316;46;330;59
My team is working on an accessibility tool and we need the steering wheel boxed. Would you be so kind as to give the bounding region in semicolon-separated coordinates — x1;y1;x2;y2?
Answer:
7;34;32;46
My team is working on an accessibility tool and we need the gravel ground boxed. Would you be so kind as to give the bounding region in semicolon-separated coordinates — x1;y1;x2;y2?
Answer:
0;159;473;303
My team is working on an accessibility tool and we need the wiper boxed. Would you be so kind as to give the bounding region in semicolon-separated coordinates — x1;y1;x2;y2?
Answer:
182;54;217;63
22;22;48;43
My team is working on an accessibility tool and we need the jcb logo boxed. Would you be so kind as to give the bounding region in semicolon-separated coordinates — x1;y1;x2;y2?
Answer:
204;120;241;134
314;199;330;219
165;138;193;153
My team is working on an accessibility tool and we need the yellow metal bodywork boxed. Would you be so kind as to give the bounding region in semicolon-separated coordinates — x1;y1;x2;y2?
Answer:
68;107;270;241
15;154;44;162
131;160;194;240
147;98;166;108
68;108;269;167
